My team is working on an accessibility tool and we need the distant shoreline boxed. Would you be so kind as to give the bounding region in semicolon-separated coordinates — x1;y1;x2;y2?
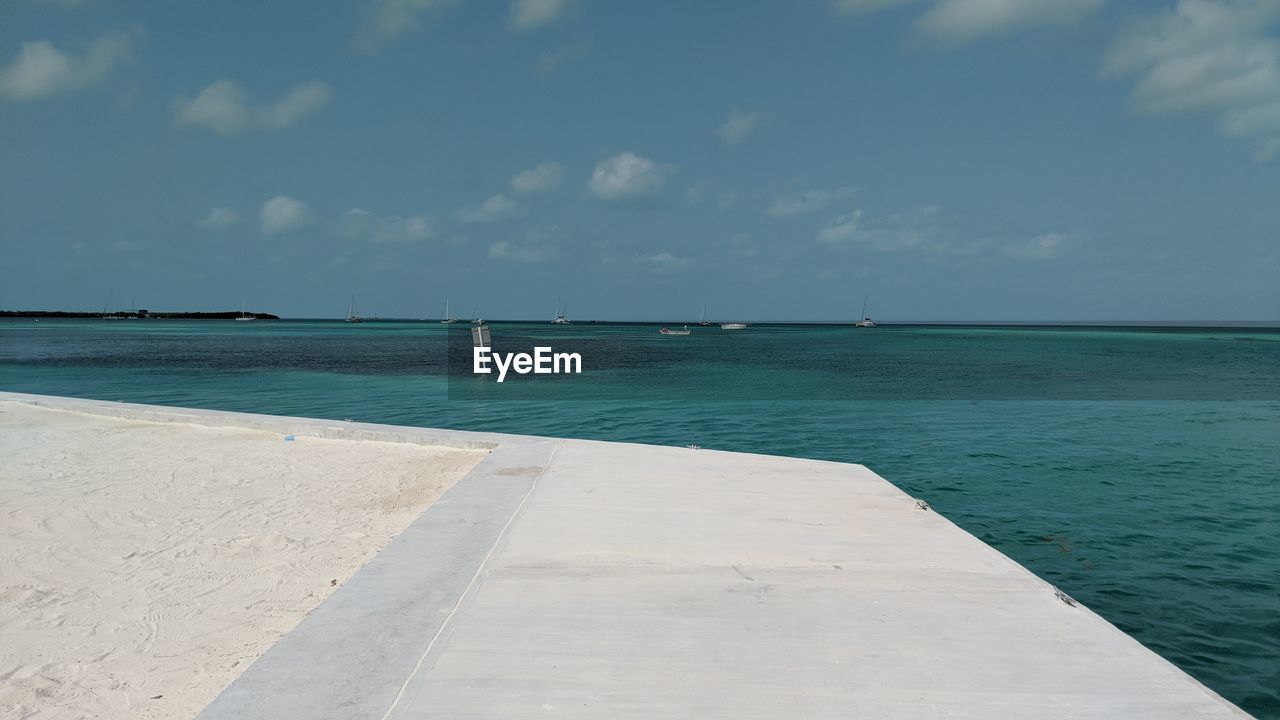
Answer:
0;311;280;320
1;313;1276;328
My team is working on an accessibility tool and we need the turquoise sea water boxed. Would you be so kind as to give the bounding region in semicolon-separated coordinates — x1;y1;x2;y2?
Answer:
2;319;1278;716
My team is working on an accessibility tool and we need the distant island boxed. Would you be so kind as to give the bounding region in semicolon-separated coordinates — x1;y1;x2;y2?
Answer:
1;310;280;320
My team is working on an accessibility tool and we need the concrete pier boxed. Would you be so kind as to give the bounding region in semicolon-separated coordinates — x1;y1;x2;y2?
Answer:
0;393;1249;719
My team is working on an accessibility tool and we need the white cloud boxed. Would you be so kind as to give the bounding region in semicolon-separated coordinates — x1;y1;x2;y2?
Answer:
0;28;139;102
598;252;693;273
488;239;558;262
716;107;763;144
766;186;856;217
456;194;516;224
340;208;373;238
510;162;565;193
1105;0;1280;161
1221;99;1280;137
260;196;308;235
509;0;571;31
588;152;674;202
352;0;450;54
815;205;942;252
816;211;864;244
916;0;1104;45
373;215;434;243
265;82;332;126
172;79;332;136
646;252;691;271
1005;232;1067;259
1104;0;1280;76
833;0;915;17
199;207;239;228
341;208;435;242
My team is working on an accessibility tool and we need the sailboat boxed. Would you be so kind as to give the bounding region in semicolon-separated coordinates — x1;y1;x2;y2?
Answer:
470;302;483;325
552;297;570;324
855;296;877;328
698;305;712;326
101;292;122;320
345;295;363;323
235;297;256;322
440;297;457;324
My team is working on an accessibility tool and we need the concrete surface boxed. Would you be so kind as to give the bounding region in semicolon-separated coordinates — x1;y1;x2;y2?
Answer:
0;392;1249;719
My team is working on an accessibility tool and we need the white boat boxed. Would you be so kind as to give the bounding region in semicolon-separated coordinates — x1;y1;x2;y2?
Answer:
698;305;712;326
660;325;691;335
440;297;457;324
721;322;747;330
471;302;483;325
346;295;363;323
552;297;570;324
855;296;876;327
235;297;256;322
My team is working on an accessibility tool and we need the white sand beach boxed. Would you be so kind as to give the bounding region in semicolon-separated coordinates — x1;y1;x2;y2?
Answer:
0;402;485;720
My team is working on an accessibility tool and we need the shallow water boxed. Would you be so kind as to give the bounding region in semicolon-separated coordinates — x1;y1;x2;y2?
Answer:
3;319;1278;716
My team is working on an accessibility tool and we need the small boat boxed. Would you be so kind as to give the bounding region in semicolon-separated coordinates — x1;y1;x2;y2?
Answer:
471;302;483;325
660;325;691;335
552;297;570;324
235;297;256;322
855;296;876;328
440;298;457;324
721;322;747;330
346;295;363;323
698;305;712;326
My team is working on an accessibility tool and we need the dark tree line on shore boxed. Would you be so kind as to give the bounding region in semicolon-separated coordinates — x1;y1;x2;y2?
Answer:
0;310;280;320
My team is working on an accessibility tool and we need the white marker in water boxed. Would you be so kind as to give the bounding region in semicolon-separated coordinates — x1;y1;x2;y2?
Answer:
473;346;582;382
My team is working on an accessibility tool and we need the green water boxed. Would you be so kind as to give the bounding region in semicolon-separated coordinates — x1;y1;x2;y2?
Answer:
2;319;1277;715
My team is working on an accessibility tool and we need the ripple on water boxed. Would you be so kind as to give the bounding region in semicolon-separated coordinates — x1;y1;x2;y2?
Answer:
2;323;1278;716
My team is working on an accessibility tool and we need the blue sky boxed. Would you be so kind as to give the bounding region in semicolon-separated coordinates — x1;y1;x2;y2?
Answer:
2;0;1278;321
